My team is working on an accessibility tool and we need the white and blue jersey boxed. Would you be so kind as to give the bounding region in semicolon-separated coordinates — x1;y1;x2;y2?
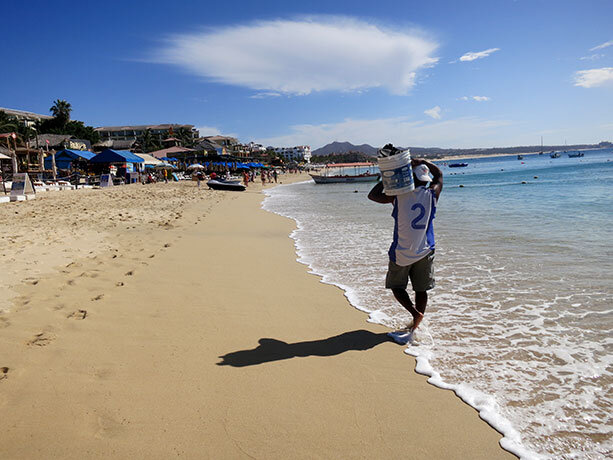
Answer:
388;186;437;266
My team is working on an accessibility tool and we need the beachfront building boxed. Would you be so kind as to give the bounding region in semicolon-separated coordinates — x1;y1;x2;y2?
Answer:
93;139;136;152
198;135;245;156
271;145;311;163
194;138;226;156
33;134;92;152
95;124;199;143
0;107;52;127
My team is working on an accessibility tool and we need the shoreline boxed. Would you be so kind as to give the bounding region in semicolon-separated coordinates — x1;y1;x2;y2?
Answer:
0;175;514;458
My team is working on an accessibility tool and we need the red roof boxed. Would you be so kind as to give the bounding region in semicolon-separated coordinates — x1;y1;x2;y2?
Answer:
148;145;197;158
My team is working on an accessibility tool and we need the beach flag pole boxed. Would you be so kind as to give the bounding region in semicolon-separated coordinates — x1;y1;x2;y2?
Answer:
10;133;18;174
46;140;56;181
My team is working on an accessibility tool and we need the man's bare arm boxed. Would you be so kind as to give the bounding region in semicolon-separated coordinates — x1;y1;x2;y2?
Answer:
368;181;395;204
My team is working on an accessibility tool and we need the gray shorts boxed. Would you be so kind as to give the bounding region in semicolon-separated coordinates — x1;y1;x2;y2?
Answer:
385;251;435;292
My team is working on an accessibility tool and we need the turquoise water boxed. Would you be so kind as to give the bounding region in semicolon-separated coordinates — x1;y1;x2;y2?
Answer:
264;149;613;459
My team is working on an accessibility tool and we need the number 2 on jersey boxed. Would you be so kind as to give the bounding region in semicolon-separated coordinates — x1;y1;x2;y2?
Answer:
411;203;426;229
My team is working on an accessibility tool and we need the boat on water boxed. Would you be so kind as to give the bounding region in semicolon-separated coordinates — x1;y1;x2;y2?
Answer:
538;136;544;155
550;152;561;158
517;155;524;160
448;163;468;168
309;162;380;184
568;152;584;158
207;179;246;191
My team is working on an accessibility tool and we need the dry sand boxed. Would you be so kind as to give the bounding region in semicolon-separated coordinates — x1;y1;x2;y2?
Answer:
0;174;514;459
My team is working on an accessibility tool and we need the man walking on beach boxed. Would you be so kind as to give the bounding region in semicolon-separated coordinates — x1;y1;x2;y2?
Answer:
368;156;443;345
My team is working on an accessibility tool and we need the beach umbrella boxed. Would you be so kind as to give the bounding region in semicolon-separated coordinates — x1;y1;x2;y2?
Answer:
187;163;204;170
154;163;176;169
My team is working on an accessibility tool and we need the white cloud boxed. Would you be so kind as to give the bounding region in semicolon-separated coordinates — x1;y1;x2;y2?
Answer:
458;47;500;62
249;92;282;99
580;54;604;61
154;17;439;95
459;95;490;101
424;106;442;119
573;67;613;88
590;40;613;51
256;115;516;149
196;125;222;136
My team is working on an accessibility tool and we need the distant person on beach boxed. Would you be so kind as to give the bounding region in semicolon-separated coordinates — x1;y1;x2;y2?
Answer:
368;153;443;345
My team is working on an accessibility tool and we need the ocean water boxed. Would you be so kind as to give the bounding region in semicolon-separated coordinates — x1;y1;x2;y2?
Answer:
263;149;613;460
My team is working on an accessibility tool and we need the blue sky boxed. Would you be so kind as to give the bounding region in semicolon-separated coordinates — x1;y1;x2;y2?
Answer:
2;0;612;149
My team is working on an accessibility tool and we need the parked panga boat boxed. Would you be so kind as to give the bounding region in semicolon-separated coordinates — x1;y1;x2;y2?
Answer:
309;162;380;184
207;179;246;191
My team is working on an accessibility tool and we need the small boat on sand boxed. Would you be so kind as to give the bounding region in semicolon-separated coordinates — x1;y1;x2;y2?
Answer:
309;162;380;184
207;179;246;191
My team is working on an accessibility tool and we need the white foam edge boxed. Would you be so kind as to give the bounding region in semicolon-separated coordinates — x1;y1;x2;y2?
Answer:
262;181;541;460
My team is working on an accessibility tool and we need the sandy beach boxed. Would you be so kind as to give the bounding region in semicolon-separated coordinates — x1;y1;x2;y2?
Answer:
0;175;514;459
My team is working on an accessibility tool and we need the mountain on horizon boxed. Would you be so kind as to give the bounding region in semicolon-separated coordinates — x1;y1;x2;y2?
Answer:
311;140;613;159
312;141;378;157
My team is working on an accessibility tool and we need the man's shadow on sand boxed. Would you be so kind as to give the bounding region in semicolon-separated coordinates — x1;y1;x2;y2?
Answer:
217;329;392;367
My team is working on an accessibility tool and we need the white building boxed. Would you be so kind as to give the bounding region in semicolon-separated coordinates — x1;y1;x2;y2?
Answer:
246;142;266;154
272;145;311;163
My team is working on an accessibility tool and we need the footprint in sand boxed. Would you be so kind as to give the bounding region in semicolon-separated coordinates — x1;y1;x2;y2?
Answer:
163;243;171;248
0;317;10;328
148;254;155;258
28;332;54;347
67;309;87;320
125;270;134;276
0;367;8;381
116;282;124;287
91;294;104;301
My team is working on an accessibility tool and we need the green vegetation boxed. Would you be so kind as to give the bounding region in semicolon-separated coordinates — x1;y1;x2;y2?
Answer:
0;100;100;146
39;99;100;144
136;128;162;153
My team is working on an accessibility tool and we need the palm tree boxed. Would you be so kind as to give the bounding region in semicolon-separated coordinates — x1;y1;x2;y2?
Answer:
137;128;161;153
50;99;72;127
0;111;18;133
176;127;194;148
